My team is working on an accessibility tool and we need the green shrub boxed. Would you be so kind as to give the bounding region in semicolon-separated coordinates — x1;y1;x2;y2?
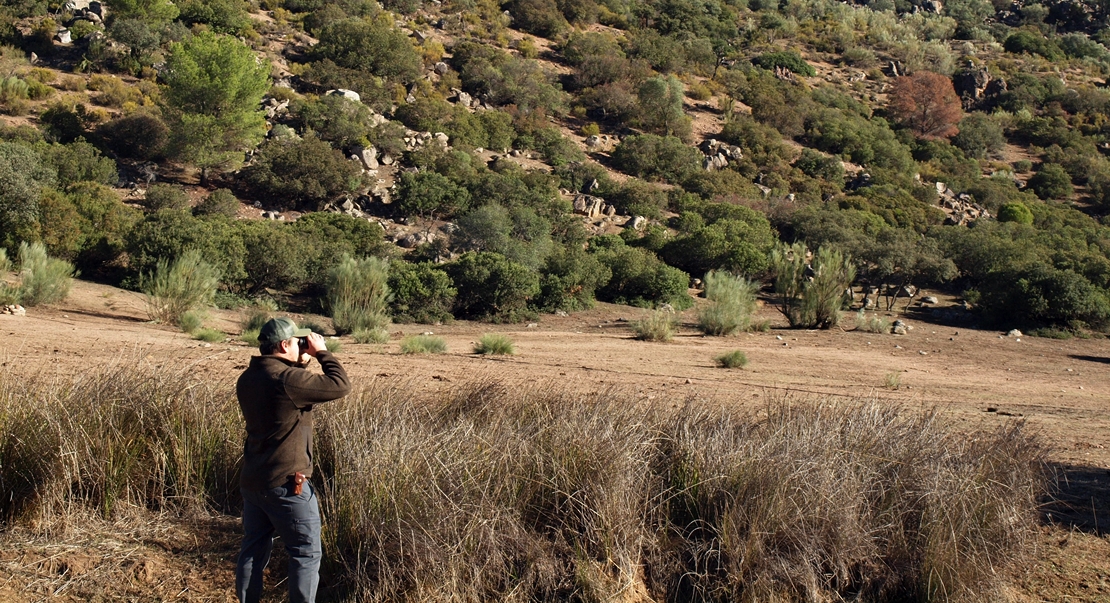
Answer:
446;251;540;322
125;209;247;287
633;309;676;341
452;204;553;270
388;261;457;324
660;217;776;277
244;136;364;210
714;349;748;368
15;241;75;307
312;17;423;84
535;246;611;312
610;134;701;183
142;184;189;213
855;310;891;334
1003;30;1064;61
952;113;1005;159
353;327;390;344
192;327;225;342
240;328;260;346
505;0;568;37
325;338;342;353
395;170;472;220
325;254;392;335
290;93;375;151
753;51;816;77
194;188;239;217
997;201;1034;225
44;140;118;188
594;243;693;310
141;249;222;328
474;333;515;355
1027;163;1071;200
697;271;759;336
94;112;169;160
178;309;205;333
771;242;855;329
400;334;447;354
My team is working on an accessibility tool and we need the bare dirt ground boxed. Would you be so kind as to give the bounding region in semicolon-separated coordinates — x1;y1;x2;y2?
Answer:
2;279;1110;601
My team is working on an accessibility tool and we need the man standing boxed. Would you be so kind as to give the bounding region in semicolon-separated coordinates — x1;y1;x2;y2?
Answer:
235;317;351;603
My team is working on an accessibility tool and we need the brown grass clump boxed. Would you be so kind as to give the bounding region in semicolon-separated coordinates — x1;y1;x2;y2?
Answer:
0;367;1045;602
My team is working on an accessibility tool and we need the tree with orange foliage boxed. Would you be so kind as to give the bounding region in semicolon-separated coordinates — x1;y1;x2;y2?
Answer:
888;71;963;139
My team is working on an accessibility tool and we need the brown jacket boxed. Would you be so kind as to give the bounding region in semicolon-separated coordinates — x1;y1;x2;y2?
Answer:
236;351;351;491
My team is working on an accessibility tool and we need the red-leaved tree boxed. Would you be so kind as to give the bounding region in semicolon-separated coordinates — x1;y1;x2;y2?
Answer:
888;71;963;139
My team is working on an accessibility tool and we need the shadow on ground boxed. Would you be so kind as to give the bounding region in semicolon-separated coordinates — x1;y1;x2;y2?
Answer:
1043;463;1110;535
1068;354;1110;365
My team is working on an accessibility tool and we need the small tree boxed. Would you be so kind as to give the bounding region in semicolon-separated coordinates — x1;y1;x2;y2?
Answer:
888;71;963;139
325;254;392;335
162;31;270;185
771;242;855;329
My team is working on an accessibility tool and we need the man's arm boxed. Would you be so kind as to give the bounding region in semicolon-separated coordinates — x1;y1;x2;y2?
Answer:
284;350;351;406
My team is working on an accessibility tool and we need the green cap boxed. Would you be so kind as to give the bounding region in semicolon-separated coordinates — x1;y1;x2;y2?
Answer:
258;317;312;346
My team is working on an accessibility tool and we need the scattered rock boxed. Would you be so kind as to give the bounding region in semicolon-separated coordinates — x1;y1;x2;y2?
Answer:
920;296;939;305
326;88;361;103
1;304;25;316
1007;329;1022;337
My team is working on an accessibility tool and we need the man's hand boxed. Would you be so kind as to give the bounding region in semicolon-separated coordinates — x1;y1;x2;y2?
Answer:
304;332;328;357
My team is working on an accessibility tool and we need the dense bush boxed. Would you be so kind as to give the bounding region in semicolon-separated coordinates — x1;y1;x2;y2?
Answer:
43;140;117;188
243;136;363;210
1027;163;1072;200
753;51;816;76
997;201;1034;225
143;183;190;212
771;242;855;329
388;261;457;324
535;245;611;311
94;112;169;160
194;188;239;218
446;251;540;322
0;140;56;249
312;16;423;84
610;134;701;183
978;263;1109;330
452;203;553;270
395;170;472;219
1004;30;1064;61
125;209;247;287
13;241;75;307
593;240;692;309
952;113;1005;159
659;213;776;277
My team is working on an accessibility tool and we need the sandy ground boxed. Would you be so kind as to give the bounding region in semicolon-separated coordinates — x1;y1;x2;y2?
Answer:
1;278;1109;602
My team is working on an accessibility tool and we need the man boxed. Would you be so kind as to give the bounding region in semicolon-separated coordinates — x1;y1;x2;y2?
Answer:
235;317;351;603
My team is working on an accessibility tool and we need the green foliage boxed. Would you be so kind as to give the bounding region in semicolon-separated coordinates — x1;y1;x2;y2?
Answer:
178;309;205;334
388;261;456;324
714;349;748;368
352;327;390;344
125;209;246;287
506;0;568;37
143;183;190;212
325;338;342;353
313;16;423;84
1004;30;1064;61
162;31;270;182
979;263;1109;331
535;245;611;312
771;242;856;329
141;248;221;327
61;183;140;278
453;203;553;270
396;170;471;219
805;108;915;173
474;333;515;355
952;113;1004;159
43;141;117;189
794;148;844;181
594;241;692;309
660;211;776;277
244;136;363;210
855;310;891;334
194;188;239;217
633;309;677;341
192;327;226;342
177;0;252;34
610;134;701;183
13;241;74;306
1027;163;1071;200
513;127;584;167
453;42;567;115
325;254;392;335
400;334;447;353
291;92;375;151
290;212;389;284
697;270;759;336
636;75;690;138
94;112;169;160
0;140;56;250
753;51;816;77
997;201;1034;225
446;251;540;322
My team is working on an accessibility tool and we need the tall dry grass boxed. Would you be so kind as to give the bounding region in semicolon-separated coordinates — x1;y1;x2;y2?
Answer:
0;366;1045;602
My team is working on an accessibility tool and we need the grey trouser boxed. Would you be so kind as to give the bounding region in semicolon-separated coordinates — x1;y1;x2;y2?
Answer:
236;479;322;603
